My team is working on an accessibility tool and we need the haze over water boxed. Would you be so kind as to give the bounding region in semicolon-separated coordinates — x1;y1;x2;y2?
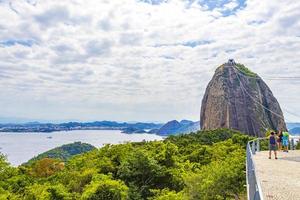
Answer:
0;130;163;166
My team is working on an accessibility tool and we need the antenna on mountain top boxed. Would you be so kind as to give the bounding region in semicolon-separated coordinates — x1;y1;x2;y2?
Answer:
227;59;235;65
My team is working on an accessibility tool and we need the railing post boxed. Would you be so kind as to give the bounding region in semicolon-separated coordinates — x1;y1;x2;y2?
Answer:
254;190;260;200
257;139;260;152
252;141;256;155
291;138;295;150
246;145;250;200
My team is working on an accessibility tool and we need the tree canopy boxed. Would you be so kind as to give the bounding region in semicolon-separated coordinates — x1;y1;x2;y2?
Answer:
0;129;251;199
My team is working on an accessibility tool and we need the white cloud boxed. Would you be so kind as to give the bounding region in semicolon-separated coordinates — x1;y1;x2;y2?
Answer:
223;0;238;10
0;0;299;122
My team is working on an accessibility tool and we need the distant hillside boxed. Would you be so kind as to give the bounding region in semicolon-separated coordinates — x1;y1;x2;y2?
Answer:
26;142;96;164
121;127;147;134
154;120;200;135
156;120;182;135
290;127;300;135
287;123;300;130
177;120;200;134
0;121;162;133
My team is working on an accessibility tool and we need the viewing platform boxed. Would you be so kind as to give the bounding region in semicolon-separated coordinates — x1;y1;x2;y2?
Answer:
254;150;300;200
247;138;300;200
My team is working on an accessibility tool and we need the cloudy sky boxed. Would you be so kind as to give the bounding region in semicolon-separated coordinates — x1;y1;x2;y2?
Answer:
0;0;299;123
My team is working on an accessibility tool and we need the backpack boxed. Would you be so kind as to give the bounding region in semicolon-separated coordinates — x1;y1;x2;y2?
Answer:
270;135;276;145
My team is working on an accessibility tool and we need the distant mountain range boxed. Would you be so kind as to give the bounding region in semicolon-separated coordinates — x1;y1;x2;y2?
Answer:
287;123;300;135
0;121;162;133
152;120;200;135
0;120;297;136
287;123;300;130
289;127;300;135
0;120;200;135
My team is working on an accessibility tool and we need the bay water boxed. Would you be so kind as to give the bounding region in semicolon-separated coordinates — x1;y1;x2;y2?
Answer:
0;130;163;166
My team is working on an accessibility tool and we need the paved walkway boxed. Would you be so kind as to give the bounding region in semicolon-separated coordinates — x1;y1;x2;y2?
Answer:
253;150;300;200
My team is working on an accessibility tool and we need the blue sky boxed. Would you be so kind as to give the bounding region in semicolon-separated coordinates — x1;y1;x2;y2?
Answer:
0;39;35;47
140;0;247;16
0;0;299;123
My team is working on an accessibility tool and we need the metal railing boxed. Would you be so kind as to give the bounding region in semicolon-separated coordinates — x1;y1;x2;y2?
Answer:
289;136;300;150
246;138;264;200
246;136;300;200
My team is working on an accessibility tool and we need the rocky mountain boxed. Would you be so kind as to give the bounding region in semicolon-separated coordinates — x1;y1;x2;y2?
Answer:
155;120;200;135
200;60;287;137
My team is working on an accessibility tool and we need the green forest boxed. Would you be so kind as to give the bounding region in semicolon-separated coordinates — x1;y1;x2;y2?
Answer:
25;142;96;164
0;129;252;200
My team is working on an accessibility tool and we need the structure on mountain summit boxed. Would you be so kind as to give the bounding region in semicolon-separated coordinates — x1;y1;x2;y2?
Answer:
200;60;287;137
228;59;235;65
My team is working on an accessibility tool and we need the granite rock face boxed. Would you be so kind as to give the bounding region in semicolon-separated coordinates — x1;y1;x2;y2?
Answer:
200;61;287;137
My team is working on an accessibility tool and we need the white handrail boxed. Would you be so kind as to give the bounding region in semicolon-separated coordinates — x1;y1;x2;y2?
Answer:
246;138;265;200
247;135;299;200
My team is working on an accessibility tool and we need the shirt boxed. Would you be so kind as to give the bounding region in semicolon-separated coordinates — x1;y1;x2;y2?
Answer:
282;132;289;141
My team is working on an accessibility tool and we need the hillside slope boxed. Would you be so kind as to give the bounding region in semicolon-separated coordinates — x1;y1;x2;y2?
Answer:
26;142;96;164
0;129;250;199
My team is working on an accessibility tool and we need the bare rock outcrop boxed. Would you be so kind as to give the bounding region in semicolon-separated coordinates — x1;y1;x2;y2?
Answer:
200;60;287;137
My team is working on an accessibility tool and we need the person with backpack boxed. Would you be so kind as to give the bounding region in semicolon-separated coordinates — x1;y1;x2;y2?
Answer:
269;131;278;159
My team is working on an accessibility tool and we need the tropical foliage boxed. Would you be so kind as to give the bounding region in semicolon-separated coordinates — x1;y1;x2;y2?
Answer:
0;129;251;199
235;63;257;77
26;142;96;164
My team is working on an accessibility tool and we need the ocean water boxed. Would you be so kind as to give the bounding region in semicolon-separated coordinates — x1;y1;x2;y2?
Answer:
0;130;163;166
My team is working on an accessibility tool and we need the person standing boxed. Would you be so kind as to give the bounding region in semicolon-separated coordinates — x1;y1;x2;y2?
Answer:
277;130;283;151
282;131;290;152
269;132;278;159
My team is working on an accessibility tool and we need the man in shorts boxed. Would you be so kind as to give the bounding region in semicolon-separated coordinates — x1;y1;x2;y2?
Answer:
269;132;278;159
282;131;289;152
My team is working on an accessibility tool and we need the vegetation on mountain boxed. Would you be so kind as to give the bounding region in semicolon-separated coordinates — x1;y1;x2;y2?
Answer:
26;142;96;164
0;129;251;199
235;63;257;77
